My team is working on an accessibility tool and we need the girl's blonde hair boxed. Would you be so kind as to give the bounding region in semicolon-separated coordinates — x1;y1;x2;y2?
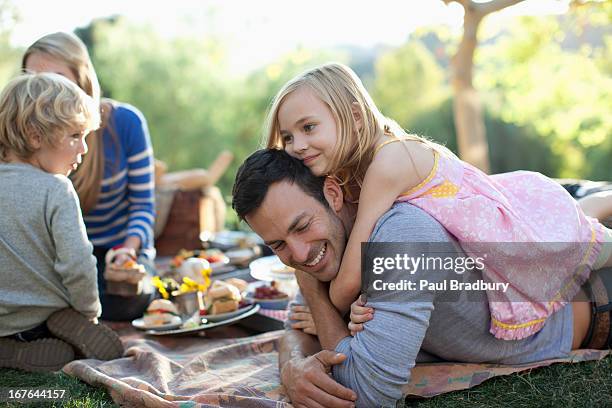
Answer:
22;32;115;213
265;62;422;195
0;73;100;160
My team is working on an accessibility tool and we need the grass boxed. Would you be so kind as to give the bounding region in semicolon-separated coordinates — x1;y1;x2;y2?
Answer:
0;369;115;407
0;355;610;407
402;355;612;408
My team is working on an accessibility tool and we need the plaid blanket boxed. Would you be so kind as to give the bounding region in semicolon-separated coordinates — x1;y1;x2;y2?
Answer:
63;325;610;407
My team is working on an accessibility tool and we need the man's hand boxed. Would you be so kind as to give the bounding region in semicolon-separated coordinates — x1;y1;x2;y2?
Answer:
281;350;357;408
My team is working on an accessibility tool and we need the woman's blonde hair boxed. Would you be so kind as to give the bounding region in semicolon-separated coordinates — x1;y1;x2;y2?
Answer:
0;73;100;160
265;62;421;196
22;32;115;213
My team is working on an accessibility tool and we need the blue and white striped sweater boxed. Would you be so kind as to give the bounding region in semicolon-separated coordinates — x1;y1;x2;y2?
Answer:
83;103;155;257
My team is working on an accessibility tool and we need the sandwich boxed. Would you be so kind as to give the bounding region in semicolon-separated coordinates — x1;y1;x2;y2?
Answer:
205;281;241;315
224;278;248;293
143;299;182;327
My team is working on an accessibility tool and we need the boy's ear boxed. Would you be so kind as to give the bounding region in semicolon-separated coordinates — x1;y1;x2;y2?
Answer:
351;102;363;132
323;177;344;213
27;130;43;149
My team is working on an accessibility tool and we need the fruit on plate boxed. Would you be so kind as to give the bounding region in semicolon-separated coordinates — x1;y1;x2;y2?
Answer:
254;281;288;299
143;299;182;327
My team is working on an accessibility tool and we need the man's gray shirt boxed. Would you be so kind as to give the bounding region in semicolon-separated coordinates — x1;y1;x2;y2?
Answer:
289;202;573;408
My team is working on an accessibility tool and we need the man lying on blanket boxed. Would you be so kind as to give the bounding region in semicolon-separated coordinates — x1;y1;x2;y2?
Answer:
232;149;608;408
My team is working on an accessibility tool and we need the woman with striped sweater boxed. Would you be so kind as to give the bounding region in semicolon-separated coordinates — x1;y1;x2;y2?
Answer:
23;32;156;321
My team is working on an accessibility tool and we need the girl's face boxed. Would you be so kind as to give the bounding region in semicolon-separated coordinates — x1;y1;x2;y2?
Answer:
29;130;88;176
278;86;338;176
25;52;78;84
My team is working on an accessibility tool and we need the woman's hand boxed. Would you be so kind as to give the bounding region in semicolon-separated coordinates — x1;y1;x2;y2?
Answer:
107;246;137;268
290;305;317;335
348;294;374;336
111;237;141;267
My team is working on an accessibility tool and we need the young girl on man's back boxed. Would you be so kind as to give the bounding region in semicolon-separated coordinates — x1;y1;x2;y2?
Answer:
0;73;123;372
266;62;612;340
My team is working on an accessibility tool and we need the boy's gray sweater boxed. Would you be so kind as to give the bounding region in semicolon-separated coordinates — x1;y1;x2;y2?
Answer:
0;163;101;336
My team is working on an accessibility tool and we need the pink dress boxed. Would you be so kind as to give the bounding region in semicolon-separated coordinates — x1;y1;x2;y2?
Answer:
390;143;606;340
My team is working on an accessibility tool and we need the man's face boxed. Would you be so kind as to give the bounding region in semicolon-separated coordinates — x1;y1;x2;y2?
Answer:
246;180;347;282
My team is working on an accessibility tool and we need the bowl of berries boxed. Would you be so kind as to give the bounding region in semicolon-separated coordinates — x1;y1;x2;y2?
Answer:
244;281;290;310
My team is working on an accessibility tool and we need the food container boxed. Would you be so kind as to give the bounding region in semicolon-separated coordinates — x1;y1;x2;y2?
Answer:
172;290;202;317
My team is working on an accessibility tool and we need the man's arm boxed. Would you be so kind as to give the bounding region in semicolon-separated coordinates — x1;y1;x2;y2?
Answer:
296;270;350;349
279;287;357;408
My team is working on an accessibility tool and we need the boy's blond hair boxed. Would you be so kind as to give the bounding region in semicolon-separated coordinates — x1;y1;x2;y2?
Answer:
0;73;100;161
23;32;111;213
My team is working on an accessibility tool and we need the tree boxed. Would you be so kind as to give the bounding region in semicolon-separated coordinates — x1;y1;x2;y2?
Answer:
477;10;611;180
372;41;447;127
442;0;524;172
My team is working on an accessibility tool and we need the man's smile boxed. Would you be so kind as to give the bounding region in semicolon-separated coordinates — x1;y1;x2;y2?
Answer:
304;242;327;267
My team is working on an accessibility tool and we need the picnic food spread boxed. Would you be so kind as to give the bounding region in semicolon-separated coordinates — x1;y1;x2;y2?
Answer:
134;247;297;333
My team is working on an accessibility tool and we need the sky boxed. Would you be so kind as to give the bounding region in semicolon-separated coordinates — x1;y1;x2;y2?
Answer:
8;0;570;71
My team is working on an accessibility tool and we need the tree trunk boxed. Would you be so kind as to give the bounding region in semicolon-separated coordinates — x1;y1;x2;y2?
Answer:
445;0;524;173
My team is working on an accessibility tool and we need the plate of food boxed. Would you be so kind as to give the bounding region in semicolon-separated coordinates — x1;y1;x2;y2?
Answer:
132;299;183;331
145;304;260;336
202;278;251;322
170;249;231;278
244;281;290;310
249;255;296;282
203;230;263;250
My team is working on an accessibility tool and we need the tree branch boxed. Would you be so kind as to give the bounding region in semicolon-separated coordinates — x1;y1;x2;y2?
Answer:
442;0;468;6
476;0;525;17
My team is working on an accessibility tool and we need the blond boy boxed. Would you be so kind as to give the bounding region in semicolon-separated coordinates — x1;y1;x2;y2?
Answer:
0;73;123;372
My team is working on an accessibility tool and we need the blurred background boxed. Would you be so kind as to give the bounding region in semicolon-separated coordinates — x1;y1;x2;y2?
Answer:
1;0;610;222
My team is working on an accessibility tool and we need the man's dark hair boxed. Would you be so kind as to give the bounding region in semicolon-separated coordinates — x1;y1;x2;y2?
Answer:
232;149;327;220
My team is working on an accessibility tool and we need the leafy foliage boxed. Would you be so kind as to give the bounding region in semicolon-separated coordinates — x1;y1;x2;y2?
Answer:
477;14;611;179
0;6;608;199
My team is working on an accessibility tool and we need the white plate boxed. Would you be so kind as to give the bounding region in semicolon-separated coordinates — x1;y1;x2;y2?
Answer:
249;255;296;281
205;304;257;322
145;304;260;336
205;230;263;249
132;317;183;331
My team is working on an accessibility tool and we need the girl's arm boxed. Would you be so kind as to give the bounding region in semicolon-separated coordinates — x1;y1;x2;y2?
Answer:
329;142;432;314
330;141;435;314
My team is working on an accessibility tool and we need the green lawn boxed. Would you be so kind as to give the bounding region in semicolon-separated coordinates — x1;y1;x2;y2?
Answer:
1;355;610;407
0;369;114;407
403;355;612;408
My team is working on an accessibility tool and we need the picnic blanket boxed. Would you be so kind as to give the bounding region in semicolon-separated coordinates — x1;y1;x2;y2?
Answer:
63;324;610;407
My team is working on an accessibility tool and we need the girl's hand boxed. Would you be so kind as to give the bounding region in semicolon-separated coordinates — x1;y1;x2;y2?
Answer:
348;294;374;336
290;305;317;335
